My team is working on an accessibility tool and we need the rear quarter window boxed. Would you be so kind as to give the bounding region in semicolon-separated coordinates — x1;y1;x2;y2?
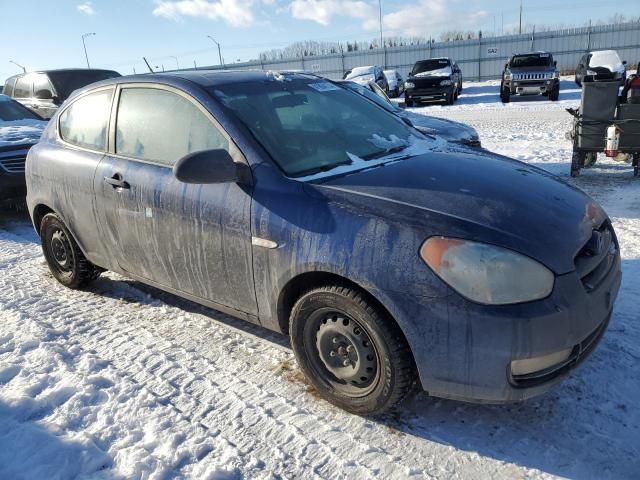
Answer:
4;78;16;97
59;89;113;151
13;77;32;98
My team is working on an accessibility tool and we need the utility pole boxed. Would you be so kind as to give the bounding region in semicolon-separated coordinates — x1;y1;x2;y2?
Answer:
519;1;523;35
207;36;224;69
82;32;96;68
9;60;26;73
378;0;383;50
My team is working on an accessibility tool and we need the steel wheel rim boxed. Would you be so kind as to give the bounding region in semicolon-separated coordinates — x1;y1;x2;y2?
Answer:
305;309;380;397
47;228;74;275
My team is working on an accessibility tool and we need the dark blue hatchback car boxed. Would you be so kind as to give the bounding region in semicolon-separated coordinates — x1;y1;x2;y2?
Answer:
26;71;621;415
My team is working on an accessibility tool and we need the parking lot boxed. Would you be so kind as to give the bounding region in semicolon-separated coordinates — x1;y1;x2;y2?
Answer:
1;79;639;479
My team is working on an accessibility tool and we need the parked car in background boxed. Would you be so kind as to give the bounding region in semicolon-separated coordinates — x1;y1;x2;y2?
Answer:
339;80;480;147
622;62;640;104
404;58;462;106
3;69;121;119
344;66;389;93
0;95;47;205
575;50;627;86
27;70;619;415
500;52;560;103
383;69;404;97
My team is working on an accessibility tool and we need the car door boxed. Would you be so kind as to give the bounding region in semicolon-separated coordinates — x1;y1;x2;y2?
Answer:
31;73;58;119
95;84;257;316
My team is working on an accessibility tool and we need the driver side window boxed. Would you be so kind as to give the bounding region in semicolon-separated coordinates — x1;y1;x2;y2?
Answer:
116;87;228;166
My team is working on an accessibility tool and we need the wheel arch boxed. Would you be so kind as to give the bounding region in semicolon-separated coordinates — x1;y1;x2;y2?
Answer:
276;271;417;366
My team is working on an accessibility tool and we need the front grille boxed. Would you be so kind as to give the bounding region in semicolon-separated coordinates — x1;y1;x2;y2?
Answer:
575;222;618;292
513;72;553;80
510;315;609;388
0;149;29;173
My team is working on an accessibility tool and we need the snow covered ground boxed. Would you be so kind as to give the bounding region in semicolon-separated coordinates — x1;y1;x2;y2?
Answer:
1;79;639;479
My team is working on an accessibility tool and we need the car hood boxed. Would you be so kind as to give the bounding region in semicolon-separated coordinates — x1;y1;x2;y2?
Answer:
314;151;606;274
0;118;47;148
402;111;479;144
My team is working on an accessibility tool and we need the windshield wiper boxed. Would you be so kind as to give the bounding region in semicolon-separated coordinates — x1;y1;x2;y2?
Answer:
361;145;409;160
293;160;353;177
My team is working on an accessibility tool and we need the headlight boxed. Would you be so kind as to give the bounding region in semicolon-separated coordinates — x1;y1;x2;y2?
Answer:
420;237;554;305
405;81;415;89
586;69;598;76
440;79;453;86
504;71;512;80
553;71;560;79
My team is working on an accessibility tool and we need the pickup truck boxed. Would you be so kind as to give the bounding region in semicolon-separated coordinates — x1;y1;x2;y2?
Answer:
500;52;560;103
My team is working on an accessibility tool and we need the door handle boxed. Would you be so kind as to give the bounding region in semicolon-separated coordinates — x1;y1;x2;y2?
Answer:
104;173;130;189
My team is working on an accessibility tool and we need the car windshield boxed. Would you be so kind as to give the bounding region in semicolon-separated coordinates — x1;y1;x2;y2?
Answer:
345;66;375;80
210;77;420;177
0;97;40;121
339;81;399;113
509;54;552;68
589;50;621;67
48;70;121;99
411;59;450;75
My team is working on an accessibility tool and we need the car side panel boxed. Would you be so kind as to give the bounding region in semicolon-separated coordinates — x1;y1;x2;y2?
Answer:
26;138;109;267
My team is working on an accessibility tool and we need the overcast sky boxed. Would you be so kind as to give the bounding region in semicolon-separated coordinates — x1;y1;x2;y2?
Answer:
1;0;638;82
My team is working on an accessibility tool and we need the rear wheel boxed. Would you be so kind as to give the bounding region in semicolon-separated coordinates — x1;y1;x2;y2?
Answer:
290;285;416;415
40;213;102;289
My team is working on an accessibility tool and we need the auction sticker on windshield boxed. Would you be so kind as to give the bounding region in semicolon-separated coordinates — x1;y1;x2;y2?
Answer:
308;82;341;92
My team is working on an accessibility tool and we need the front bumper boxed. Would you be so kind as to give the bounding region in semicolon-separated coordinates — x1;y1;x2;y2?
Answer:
380;242;621;403
406;85;454;103
504;78;559;95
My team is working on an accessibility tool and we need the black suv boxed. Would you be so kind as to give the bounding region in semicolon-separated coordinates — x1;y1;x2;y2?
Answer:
3;69;120;119
404;58;462;106
500;52;560;103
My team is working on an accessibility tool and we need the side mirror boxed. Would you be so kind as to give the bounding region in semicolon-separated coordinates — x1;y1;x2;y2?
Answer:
623;60;627;65
554;60;557;67
173;149;239;184
35;89;53;100
504;63;508;69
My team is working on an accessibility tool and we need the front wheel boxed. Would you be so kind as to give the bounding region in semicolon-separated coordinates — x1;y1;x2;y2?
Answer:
571;151;585;177
405;97;414;107
549;85;560;101
290;285;416;415
40;213;102;289
500;88;510;103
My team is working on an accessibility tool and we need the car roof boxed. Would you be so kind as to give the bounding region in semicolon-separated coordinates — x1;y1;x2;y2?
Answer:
87;69;322;89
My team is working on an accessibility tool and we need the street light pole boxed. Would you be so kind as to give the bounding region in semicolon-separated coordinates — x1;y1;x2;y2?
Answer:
207;36;224;69
378;0;383;49
9;60;26;73
82;32;96;68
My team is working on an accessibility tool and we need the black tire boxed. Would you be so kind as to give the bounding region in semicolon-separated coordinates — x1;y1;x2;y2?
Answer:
40;213;102;289
290;285;416;415
445;92;454;105
549;85;560;101
571;151;585;177
500;88;510;103
584;152;597;168
405;97;414;107
575;76;582;87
